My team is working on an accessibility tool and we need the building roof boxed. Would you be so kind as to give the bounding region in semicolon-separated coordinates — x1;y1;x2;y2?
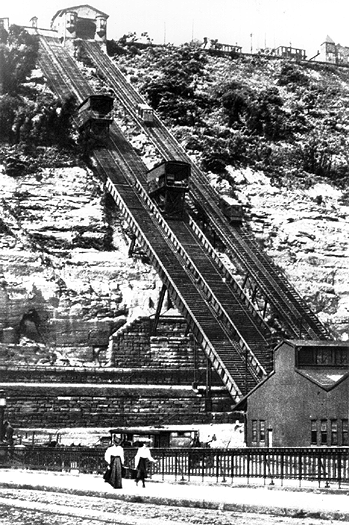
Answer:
234;340;349;410
297;367;349;390
278;339;349;349
51;5;109;22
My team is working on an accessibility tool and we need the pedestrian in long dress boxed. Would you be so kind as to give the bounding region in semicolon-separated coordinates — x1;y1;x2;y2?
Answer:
134;443;156;488
104;439;124;489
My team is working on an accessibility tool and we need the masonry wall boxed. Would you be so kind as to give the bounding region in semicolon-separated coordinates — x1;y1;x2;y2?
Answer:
4;384;233;428
109;316;207;369
1;315;233;429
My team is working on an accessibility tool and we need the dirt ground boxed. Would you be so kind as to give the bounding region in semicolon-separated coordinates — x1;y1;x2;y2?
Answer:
0;488;346;525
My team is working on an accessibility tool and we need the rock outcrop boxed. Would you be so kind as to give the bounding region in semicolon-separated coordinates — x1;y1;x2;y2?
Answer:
0;156;162;366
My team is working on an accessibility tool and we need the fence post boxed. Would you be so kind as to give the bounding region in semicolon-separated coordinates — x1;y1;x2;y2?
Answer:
263;450;267;485
216;451;219;483
201;449;205;482
317;450;322;488
174;450;178;482
231;451;234;484
222;452;227;483
181;450;185;482
246;449;250;485
298;450;302;488
268;451;274;486
338;450;341;489
161;451;165;482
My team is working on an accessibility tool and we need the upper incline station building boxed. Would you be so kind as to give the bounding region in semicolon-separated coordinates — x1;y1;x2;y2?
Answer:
51;5;108;43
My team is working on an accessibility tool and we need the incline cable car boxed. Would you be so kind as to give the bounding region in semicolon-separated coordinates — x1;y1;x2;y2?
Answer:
147;160;190;219
219;195;243;223
77;94;114;141
136;103;154;125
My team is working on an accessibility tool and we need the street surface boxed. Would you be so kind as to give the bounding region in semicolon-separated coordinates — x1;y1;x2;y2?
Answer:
0;488;346;525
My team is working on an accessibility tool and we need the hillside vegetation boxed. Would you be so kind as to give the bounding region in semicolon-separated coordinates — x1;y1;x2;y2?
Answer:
0;30;349;350
110;40;349;191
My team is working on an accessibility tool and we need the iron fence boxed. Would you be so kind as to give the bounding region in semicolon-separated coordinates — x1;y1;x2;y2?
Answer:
1;446;349;488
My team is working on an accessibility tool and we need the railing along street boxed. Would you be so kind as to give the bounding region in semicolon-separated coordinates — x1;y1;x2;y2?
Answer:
1;446;349;488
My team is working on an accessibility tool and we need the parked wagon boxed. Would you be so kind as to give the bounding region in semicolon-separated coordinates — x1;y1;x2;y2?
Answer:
109;427;200;448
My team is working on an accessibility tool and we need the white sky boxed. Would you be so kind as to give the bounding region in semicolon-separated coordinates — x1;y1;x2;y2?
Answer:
2;1;349;57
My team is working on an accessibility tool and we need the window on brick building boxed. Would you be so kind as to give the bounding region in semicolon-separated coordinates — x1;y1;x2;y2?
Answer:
311;420;317;445
259;420;266;444
252;420;257;443
330;420;338;445
320;420;327;445
342;419;348;446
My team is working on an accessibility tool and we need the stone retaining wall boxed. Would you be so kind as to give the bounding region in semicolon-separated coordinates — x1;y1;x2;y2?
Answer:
110;316;207;369
3;384;234;427
0;366;216;385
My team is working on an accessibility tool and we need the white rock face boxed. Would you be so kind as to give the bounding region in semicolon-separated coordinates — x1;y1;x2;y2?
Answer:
222;167;349;340
1;150;348;367
0;161;162;364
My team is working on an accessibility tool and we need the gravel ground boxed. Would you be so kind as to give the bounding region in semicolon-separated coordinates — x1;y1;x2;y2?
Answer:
0;488;346;525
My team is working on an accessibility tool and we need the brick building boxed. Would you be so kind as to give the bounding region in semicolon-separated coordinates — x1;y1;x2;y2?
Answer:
236;340;349;447
319;35;349;65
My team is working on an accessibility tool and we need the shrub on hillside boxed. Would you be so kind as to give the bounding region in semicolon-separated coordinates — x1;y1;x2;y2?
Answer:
0;95;18;142
0;25;39;96
12;94;78;148
200;133;250;173
140;43;208;125
278;63;310;89
301;128;348;179
213;83;290;140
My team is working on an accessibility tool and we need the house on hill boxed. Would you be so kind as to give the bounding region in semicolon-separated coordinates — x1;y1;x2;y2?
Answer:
235;340;349;447
319;36;349;65
51;5;108;42
274;45;306;60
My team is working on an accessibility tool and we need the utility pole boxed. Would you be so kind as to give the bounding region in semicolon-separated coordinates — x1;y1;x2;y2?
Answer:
250;33;253;53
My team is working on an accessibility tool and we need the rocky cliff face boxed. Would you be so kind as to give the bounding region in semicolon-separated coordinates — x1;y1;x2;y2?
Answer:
0;154;162;366
1;47;349;369
217;167;349;340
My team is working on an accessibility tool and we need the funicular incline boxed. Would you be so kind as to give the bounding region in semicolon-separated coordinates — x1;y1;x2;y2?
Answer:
81;40;331;342
36;35;272;400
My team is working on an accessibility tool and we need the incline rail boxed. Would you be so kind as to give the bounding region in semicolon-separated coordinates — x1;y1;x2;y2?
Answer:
36;34;274;398
3;446;349;488
80;40;331;342
133;178;268;380
102;170;243;399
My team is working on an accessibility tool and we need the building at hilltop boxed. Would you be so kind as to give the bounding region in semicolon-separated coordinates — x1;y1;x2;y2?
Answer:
319;35;349;65
51;4;108;43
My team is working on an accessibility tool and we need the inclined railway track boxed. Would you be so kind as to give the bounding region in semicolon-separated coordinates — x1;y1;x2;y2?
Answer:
81;40;331;342
37;35;276;400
